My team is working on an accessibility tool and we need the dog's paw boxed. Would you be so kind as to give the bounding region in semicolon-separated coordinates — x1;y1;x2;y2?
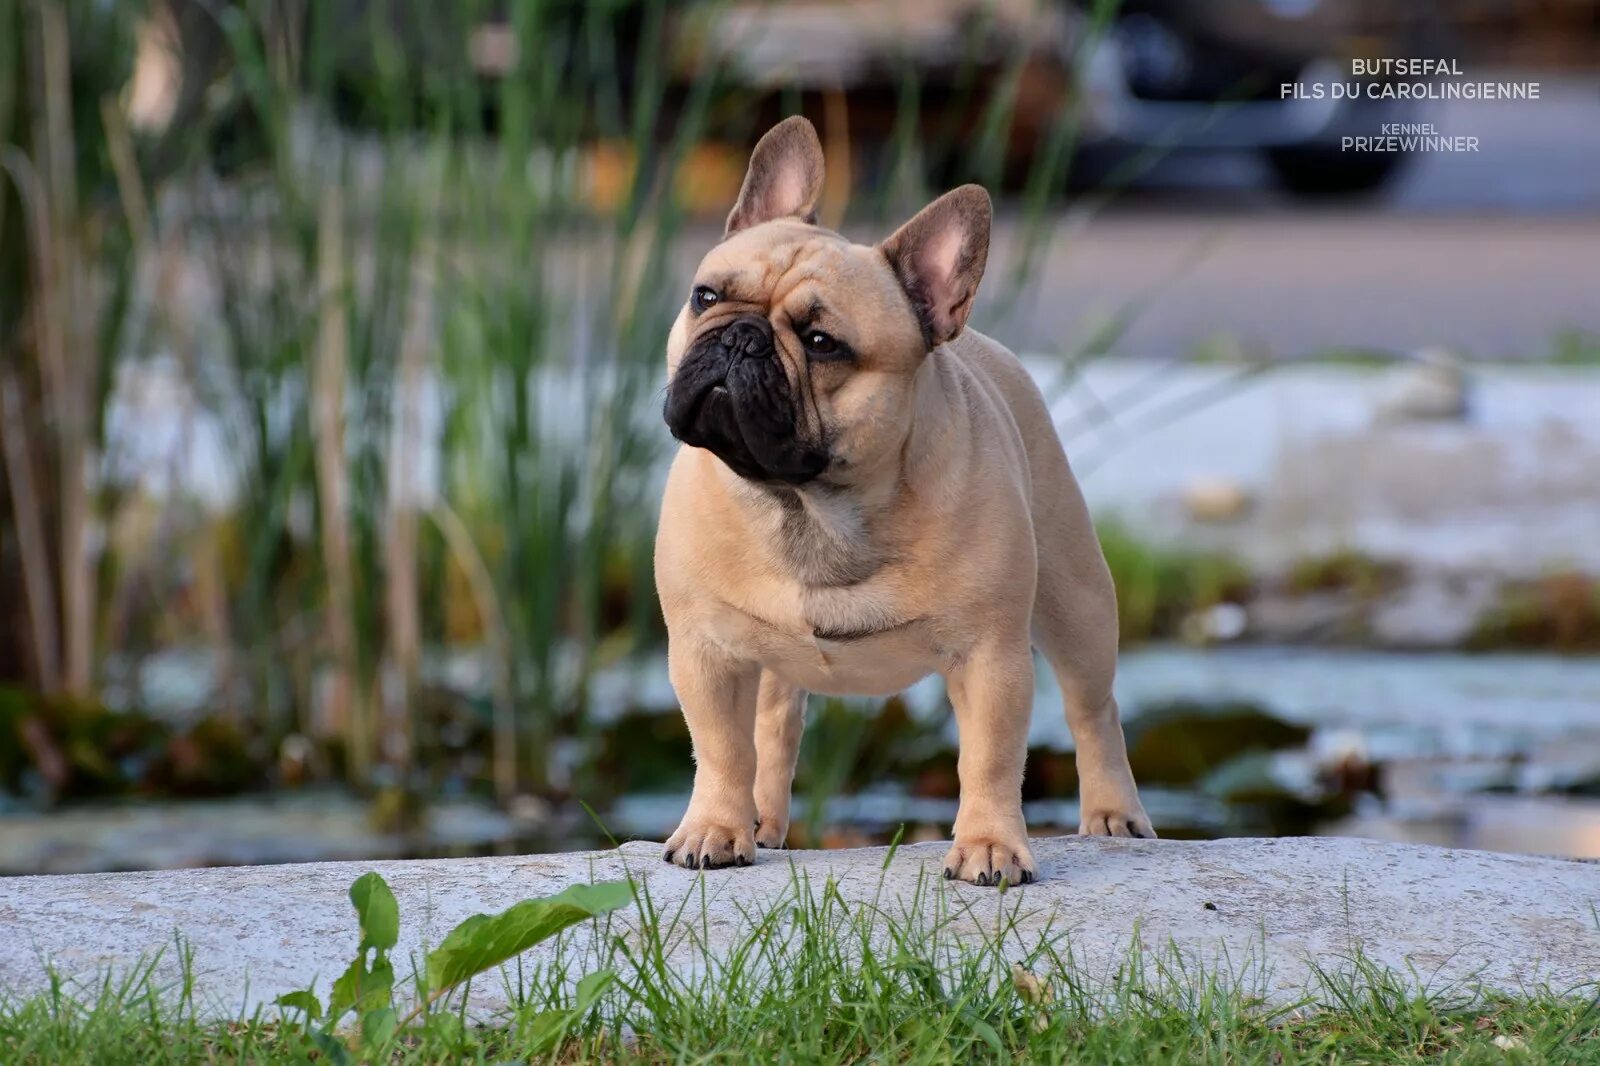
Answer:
1078;799;1156;839
941;836;1037;887
753;813;789;850
662;814;757;870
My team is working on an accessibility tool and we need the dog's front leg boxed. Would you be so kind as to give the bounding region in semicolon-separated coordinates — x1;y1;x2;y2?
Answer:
942;639;1038;886
663;637;760;869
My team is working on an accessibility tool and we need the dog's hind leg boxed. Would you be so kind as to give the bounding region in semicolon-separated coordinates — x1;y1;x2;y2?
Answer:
753;669;806;848
1031;543;1155;839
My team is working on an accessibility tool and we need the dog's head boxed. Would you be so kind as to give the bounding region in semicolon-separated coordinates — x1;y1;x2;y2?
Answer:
663;116;991;487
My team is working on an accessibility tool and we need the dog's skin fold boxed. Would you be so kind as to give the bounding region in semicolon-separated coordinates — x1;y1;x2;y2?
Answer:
656;116;1152;886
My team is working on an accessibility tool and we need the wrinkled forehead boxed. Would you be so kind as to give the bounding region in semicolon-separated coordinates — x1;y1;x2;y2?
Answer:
694;221;896;313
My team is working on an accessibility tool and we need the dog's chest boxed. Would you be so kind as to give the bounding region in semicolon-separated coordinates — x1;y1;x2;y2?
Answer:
705;588;940;697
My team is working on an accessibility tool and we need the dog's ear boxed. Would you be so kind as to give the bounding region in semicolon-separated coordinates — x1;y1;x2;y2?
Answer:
880;185;992;348
725;116;825;237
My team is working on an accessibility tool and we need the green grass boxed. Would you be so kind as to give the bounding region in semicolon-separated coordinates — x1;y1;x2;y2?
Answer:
2;867;1595;1064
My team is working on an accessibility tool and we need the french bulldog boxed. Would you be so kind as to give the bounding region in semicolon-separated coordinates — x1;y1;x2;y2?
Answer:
656;116;1152;886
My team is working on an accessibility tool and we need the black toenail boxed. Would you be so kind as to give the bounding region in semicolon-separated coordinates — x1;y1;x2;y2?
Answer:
943;867;955;880
662;850;673;863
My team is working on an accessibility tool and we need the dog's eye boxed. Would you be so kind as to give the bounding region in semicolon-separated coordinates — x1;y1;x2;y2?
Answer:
804;330;840;357
691;286;719;313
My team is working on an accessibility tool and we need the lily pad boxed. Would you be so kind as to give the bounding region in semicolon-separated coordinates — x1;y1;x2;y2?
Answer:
1126;700;1310;786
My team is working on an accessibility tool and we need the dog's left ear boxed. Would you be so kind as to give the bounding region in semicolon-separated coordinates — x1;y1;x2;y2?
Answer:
881;185;991;348
725;116;825;237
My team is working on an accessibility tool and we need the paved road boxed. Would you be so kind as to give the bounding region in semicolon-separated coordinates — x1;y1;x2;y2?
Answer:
975;73;1600;359
667;74;1596;361
982;210;1599;360
1106;74;1600;215
320;71;1600;366
674;203;1599;361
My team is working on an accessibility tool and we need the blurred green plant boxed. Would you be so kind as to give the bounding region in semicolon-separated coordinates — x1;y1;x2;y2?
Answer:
1095;519;1250;644
1285;548;1402;601
0;683;269;803
791;695;949;847
1547;328;1600;367
0;0;1137;827
0;0;144;699
1469;570;1600;653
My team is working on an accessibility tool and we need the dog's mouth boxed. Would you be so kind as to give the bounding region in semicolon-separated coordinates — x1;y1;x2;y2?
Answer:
697;383;730;418
665;327;828;485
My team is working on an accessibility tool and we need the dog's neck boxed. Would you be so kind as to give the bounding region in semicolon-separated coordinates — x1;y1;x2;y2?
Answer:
722;348;963;589
742;349;962;588
736;479;889;588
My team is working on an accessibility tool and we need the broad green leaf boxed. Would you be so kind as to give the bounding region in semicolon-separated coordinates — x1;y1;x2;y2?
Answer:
274;990;323;1021
360;1006;398;1050
329;954;394;1018
365;954;395;1008
328;958;362;1018
327;872;398;1021
521;969;617;1054
963;1012;1004;1054
310;1030;353;1066
523;1008;571;1054
573;968;616;1012
348;872;400;953
425;881;632;994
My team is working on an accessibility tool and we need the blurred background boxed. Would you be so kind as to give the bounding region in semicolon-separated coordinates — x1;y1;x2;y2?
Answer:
1;0;1597;875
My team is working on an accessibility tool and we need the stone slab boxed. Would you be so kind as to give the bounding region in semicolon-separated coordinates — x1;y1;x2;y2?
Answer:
2;837;1597;1017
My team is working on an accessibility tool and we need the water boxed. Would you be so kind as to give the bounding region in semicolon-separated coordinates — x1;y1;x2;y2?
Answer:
587;643;1600;756
7;647;1597;873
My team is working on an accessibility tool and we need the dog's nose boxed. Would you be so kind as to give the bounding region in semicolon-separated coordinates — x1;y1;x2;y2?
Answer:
719;315;773;360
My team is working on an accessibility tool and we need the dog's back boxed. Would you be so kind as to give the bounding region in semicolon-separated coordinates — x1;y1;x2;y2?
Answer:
941;328;1119;651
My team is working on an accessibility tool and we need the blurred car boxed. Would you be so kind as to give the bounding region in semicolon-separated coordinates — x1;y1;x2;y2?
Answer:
288;0;1441;199
699;0;1439;197
1082;0;1437;195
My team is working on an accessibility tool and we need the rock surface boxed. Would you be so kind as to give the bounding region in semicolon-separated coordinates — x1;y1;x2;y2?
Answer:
2;837;1597;1017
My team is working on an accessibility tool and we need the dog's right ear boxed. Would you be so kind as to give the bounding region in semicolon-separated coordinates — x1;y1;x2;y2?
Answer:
725;116;825;237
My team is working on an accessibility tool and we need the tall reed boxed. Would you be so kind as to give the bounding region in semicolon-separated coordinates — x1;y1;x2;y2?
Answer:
0;0;145;696
195;0;715;800
1;0;1130;823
